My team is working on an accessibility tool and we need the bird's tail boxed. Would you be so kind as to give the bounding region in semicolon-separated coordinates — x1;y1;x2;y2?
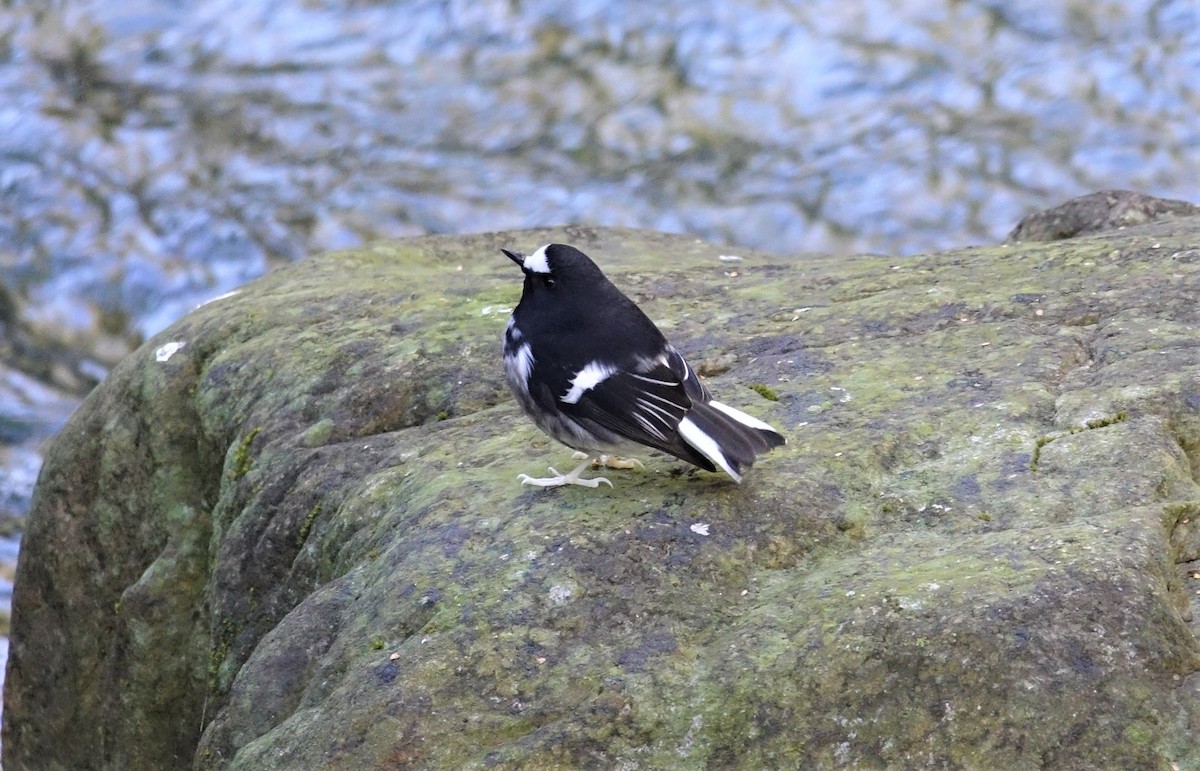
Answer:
676;400;786;482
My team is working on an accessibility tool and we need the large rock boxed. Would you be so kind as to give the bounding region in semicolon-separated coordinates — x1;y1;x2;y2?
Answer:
1007;189;1200;243
6;219;1200;769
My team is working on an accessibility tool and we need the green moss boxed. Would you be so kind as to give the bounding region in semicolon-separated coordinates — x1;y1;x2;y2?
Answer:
1165;501;1200;521
1031;411;1129;471
1124;721;1154;745
749;383;780;401
1030;435;1052;471
297;503;322;548
300;419;335;448
836;505;869;540
1085;410;1127;430
369;636;386;651
231;427;262;479
209;618;237;691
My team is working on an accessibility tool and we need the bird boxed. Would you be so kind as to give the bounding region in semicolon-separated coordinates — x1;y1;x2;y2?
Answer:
501;243;785;488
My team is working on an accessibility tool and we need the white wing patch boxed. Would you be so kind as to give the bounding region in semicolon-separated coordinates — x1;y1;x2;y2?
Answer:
708;400;781;433
562;361;617;405
678;417;741;482
524;244;552;274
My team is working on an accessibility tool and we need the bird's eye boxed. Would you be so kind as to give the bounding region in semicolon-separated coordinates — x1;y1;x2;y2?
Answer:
542;275;555;288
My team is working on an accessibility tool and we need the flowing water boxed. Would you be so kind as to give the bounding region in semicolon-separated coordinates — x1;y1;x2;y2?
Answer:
2;0;1197;338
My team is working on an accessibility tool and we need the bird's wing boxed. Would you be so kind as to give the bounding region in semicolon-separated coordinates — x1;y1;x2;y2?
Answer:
557;348;714;467
666;345;710;403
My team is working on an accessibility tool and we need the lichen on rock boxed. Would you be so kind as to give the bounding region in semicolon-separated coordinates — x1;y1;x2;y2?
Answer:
6;216;1200;769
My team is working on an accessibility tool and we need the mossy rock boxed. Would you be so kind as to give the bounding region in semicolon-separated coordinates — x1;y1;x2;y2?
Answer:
6;219;1200;769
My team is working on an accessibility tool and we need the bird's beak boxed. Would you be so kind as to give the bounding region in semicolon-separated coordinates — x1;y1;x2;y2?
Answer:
501;248;525;269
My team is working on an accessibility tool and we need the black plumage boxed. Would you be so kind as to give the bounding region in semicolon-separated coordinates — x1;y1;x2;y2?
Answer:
503;243;785;488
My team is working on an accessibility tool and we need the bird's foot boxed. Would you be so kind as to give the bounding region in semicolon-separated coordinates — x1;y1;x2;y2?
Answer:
594;454;644;470
518;459;612;488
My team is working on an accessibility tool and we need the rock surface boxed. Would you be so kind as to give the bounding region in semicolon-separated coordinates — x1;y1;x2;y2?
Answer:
6;218;1200;769
1007;189;1200;243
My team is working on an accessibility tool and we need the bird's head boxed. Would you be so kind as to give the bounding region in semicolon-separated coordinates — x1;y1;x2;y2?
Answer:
502;243;606;294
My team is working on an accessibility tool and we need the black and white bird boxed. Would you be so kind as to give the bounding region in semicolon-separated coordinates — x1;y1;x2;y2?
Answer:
502;243;785;488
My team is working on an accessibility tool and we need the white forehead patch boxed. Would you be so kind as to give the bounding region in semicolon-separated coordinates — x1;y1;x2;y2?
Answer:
524;244;552;274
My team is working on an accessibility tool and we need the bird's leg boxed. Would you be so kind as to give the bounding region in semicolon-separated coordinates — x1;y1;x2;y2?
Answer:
594;454;643;470
571;450;642;470
518;458;612;488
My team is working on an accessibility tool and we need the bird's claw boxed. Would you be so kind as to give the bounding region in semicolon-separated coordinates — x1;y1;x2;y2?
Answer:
517;461;612;488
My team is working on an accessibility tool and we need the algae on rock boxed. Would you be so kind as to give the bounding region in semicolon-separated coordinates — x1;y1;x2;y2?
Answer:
6;220;1200;769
